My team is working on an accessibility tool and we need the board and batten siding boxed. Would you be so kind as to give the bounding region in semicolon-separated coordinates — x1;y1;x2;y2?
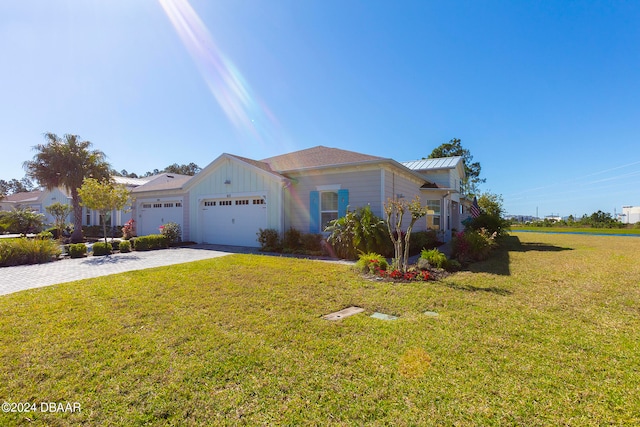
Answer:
187;156;283;242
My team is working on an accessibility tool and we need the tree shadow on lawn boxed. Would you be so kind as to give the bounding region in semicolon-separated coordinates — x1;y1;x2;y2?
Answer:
466;235;573;277
442;281;514;296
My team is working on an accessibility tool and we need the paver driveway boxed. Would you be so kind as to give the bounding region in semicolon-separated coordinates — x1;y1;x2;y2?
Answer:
0;245;245;296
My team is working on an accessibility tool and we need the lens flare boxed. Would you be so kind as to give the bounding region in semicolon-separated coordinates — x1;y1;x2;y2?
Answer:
159;0;282;148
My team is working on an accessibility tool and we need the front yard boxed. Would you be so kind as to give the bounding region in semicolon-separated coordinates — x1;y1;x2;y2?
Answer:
1;233;639;425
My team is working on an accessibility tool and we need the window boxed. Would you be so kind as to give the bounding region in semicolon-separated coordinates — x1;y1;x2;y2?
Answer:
235;200;249;205
153;203;162;208
142;203;152;209
426;200;441;230
85;208;91;226
176;202;182;207
219;200;232;206
204;201;216;207
164;203;174;208
320;191;338;228
253;199;265;205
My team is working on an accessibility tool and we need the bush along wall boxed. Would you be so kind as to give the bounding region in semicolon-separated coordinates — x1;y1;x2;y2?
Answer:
131;235;169;251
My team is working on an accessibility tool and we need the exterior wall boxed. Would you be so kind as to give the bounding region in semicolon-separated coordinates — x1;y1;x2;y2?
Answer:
622;206;640;224
381;168;427;232
187;157;283;242
132;193;186;237
40;188;72;225
285;166;384;233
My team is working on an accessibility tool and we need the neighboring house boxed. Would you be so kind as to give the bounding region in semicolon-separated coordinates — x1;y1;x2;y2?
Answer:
0;176;148;229
0;187;72;225
621;206;640;224
130;146;469;246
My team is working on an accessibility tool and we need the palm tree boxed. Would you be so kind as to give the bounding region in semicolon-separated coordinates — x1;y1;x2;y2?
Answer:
24;133;111;243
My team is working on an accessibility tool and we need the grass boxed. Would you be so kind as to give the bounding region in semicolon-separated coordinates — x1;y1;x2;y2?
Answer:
1;233;639;425
512;225;640;235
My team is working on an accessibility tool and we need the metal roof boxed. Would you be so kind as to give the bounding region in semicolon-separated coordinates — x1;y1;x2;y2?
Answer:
401;156;463;171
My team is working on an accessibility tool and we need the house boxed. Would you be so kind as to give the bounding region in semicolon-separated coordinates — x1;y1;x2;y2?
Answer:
130;146;469;246
621;206;640;224
0;187;71;225
2;146;469;244
0;176;149;229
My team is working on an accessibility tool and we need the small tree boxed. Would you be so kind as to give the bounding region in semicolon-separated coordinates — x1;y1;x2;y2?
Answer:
383;196;427;272
46;202;73;239
77;178;130;245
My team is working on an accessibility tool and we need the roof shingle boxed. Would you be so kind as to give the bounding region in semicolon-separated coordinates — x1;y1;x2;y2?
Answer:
262;146;385;172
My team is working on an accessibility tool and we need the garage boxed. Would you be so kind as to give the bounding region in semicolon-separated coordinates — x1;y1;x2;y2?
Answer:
138;200;184;238
201;196;267;247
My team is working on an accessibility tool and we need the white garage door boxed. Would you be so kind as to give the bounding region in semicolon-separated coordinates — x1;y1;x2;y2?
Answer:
139;201;183;237
201;197;266;247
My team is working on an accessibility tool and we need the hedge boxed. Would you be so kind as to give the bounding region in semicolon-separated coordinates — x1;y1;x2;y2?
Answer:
131;234;168;251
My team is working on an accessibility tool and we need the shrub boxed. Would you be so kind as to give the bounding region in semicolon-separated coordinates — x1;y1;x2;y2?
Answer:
37;231;54;240
2;208;45;234
118;240;131;253
122;219;136;240
326;206;389;260
257;228;281;252
420;248;448;269
109;240;120;251
45;227;60;239
300;233;323;253
410;230;439;254
68;243;87;259
452;229;497;263
464;213;510;237
160;222;182;245
82;225;102;238
0;238;61;266
282;228;302;251
355;252;388;274
132;234;168;251
92;242;112;256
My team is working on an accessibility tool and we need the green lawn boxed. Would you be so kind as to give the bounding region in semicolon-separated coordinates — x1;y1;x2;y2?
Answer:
1;233;639;426
512;225;640;235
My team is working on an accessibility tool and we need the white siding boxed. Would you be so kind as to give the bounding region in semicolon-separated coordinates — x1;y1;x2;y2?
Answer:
188;156;283;243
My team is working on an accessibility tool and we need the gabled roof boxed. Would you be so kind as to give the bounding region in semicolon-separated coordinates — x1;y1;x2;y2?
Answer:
113;176;154;187
226;154;287;179
401;156;463;171
0;190;45;203
131;173;192;193
262;146;385;172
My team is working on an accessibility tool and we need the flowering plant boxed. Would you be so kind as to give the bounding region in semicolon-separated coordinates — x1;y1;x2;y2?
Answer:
160;222;181;245
122;219;135;240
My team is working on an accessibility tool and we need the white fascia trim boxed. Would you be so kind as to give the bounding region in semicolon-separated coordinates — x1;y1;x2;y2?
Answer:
315;184;341;191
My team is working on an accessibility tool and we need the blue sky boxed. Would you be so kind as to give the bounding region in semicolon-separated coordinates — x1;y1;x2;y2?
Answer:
1;0;639;218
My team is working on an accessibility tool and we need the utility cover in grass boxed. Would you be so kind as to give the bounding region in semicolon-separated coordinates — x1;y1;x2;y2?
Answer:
323;306;364;321
370;312;398;320
423;311;439;317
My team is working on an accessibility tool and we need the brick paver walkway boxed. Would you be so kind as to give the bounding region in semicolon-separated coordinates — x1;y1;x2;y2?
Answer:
0;246;237;296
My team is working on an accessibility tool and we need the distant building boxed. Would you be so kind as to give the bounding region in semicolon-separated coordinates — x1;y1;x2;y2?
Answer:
621;206;640;224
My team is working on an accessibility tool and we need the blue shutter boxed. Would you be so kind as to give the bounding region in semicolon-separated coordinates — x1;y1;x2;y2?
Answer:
309;191;320;233
338;189;349;218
